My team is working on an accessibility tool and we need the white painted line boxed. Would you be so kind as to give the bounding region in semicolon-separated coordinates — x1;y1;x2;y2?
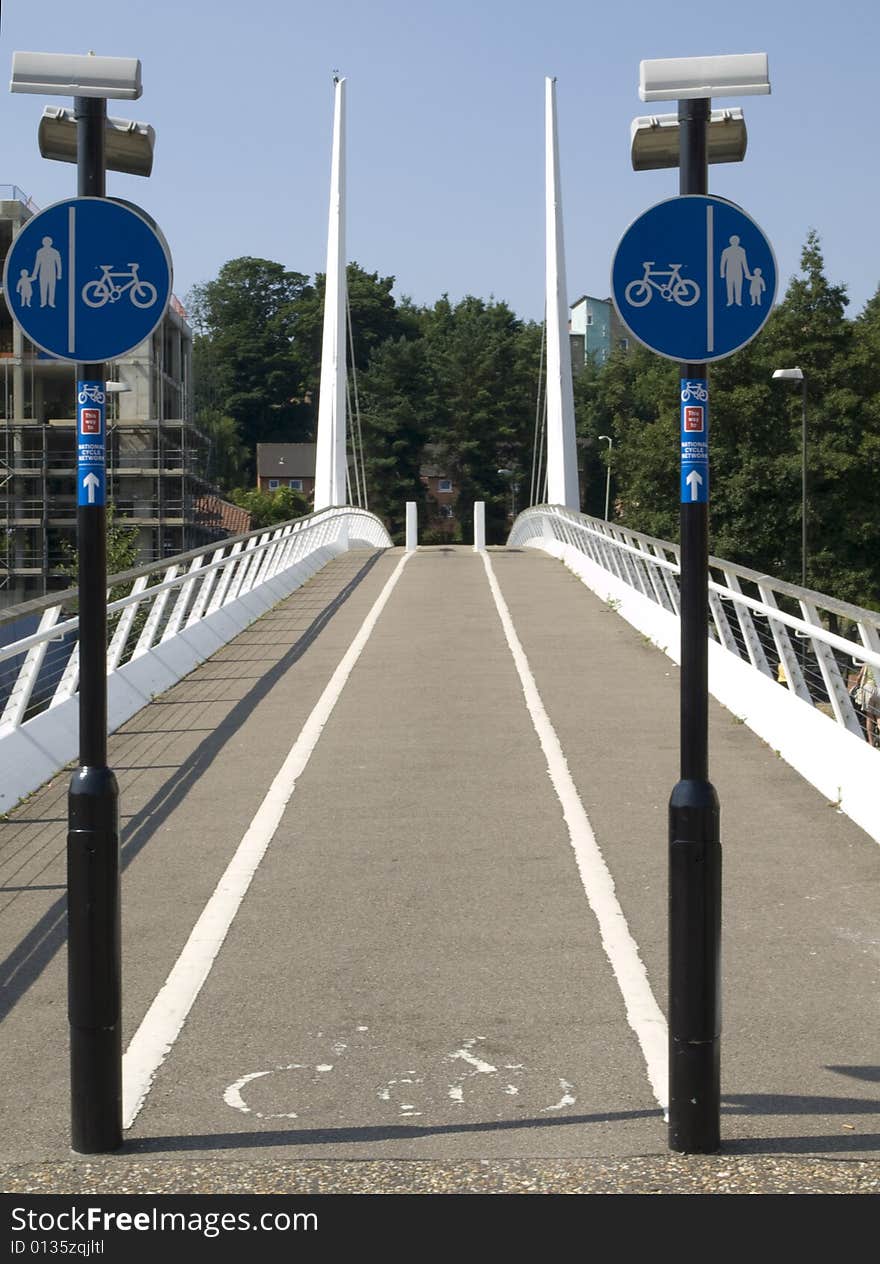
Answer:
122;550;411;1128
480;550;668;1112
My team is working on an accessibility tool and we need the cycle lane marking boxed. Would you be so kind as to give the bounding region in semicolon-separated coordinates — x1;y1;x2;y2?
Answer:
222;1031;579;1122
480;550;668;1114
122;552;412;1129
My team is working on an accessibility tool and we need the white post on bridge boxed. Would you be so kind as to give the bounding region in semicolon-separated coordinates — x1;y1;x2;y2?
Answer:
473;501;486;551
314;76;348;511
544;76;579;510
405;501;418;551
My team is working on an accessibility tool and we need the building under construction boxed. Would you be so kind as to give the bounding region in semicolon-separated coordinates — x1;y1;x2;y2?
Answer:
1;185;236;610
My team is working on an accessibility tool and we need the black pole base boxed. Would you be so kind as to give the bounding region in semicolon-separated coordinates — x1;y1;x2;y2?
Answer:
68;765;122;1153
70;1024;123;1153
669;777;721;1153
669;1036;721;1153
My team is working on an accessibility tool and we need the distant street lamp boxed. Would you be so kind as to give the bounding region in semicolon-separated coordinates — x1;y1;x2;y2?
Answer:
496;467;519;519
104;380;131;504
598;434;613;520
771;366;807;589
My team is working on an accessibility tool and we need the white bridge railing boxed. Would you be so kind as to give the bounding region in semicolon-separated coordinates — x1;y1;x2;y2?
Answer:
510;505;880;844
0;506;391;812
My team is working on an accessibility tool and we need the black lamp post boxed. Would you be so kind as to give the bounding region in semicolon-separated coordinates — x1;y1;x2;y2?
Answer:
10;49;150;1155
634;51;771;1155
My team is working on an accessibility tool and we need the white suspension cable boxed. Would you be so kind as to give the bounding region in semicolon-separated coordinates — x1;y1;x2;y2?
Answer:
530;314;547;506
345;374;363;507
346;298;369;511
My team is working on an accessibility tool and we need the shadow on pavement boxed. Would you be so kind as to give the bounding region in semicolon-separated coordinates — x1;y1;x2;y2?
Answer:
0;551;384;1022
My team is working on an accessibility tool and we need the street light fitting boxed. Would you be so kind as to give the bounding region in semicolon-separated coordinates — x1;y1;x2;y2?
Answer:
598;435;612;521
639;52;770;103
772;366;804;381
38;106;154;176
11;51;142;100
630;107;747;171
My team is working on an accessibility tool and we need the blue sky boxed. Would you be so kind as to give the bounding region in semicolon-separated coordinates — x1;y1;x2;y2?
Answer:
2;0;877;323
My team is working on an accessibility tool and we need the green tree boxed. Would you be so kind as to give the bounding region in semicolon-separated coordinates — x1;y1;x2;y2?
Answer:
58;505;142;635
290;262;418;417
358;336;432;542
420;296;543;543
229;485;310;529
197;407;248;491
187;257;314;474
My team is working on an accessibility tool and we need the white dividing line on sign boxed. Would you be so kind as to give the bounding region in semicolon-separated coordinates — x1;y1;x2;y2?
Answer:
480;550;668;1113
122;550;412;1129
67;206;76;355
706;203;714;355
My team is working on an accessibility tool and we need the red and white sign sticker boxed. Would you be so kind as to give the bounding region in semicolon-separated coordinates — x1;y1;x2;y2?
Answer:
684;406;704;433
80;408;101;435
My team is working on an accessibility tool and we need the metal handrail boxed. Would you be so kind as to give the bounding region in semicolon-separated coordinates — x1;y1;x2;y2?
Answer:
510;505;880;742
0;505;358;631
0;506;391;733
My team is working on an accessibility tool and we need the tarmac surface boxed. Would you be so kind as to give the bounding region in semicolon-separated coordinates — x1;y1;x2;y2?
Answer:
1;545;878;1195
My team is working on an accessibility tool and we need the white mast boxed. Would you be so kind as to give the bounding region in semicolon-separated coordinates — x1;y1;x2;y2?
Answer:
314;76;348;510
544;76;579;509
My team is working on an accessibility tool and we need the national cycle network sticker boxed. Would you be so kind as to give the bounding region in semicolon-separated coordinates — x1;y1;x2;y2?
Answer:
680;378;708;504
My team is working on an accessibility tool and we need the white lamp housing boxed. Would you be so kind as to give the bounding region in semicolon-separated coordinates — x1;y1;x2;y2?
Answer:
639;53;769;102
10;51;142;100
772;367;804;381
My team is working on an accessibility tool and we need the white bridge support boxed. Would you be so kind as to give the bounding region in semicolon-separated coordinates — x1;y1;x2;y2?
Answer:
314;76;348;511
405;502;418;551
544;77;579;511
473;501;486;551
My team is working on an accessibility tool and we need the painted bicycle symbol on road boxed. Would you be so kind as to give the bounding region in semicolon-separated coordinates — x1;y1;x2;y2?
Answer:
624;261;700;308
81;262;158;309
222;1030;578;1123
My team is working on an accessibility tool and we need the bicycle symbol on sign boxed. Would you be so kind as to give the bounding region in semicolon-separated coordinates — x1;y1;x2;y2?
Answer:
680;382;709;402
77;384;105;405
81;262;158;310
624;262;700;308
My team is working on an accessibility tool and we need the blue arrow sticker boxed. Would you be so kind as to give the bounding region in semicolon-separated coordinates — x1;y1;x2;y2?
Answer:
77;380;106;507
680;379;708;504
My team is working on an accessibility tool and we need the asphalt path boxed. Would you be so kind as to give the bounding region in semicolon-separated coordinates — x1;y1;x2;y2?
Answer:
1;544;878;1193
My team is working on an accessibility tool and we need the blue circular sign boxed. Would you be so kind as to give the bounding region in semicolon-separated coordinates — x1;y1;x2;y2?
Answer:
611;195;776;363
2;197;172;362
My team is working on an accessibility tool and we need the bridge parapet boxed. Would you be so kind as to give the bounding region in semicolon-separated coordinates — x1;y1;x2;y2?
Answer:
511;505;880;844
0;507;391;812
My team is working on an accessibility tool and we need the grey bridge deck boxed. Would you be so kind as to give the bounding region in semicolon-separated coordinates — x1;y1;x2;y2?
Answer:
1;546;878;1193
